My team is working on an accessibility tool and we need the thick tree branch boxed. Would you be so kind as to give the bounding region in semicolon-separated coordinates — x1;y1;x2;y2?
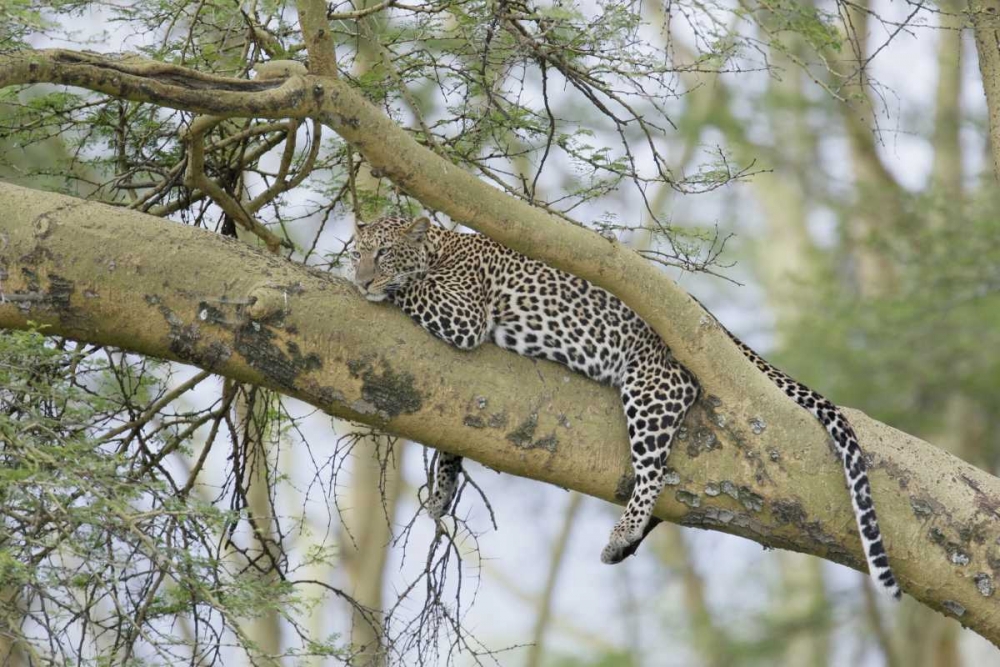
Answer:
1;184;999;643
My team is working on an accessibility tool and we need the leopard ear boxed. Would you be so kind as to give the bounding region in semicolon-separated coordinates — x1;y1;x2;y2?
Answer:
404;216;430;243
354;216;368;230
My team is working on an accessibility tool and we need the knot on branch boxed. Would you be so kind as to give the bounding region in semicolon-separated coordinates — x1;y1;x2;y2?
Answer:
248;284;293;321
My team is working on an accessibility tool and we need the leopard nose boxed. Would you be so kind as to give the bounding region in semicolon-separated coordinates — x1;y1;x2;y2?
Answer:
359;278;373;289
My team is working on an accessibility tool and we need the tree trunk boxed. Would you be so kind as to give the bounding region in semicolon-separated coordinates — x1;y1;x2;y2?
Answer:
971;0;1000;180
237;387;283;666
341;436;404;666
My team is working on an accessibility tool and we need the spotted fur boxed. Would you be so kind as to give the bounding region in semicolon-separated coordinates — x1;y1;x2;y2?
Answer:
351;216;900;598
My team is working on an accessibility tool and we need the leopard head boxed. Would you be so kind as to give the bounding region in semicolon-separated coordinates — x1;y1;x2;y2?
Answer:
351;216;431;302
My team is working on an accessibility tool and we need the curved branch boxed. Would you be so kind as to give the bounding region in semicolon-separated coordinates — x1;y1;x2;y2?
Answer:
1;183;998;644
0;50;322;118
182;115;289;252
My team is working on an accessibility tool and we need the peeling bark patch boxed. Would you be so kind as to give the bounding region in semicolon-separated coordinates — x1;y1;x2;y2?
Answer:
45;274;74;310
951;550;972;566
910;494;944;518
151;302;203;362
6;270;76;315
942;600;966;618
770;499;844;553
772;499;808;526
197;302;227;325
351;399;379;415
682;507;748;529
189;291;312;378
974;573;994;597
706;480;764;512
338;114;360;129
347;355;423;418
687;426;718;457
694;397;732;450
505;414;558;452
465;411;509;429
464;414;487;428
531;434;558;452
489;412;509;428
169;324;201;359
21;267;40;292
676;490;700;508
232;318;322;389
880;459;911;488
738;486;764;512
506;413;536;446
929;527;973;568
299;379;345;410
202;341;232;366
463;396;508;430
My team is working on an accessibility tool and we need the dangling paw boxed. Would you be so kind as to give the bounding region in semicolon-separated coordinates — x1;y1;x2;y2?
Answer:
600;524;642;564
600;516;663;564
600;535;631;564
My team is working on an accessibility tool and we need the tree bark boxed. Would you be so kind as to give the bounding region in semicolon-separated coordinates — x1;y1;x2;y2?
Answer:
2;184;1000;644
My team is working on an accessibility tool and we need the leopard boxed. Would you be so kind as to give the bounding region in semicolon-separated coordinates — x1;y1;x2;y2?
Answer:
350;215;901;599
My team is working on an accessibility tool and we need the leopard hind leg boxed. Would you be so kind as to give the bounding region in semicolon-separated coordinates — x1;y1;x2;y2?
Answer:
601;358;698;564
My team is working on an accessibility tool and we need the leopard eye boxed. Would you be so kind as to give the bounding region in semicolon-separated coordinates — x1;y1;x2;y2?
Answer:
375;248;391;260
349;250;361;261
